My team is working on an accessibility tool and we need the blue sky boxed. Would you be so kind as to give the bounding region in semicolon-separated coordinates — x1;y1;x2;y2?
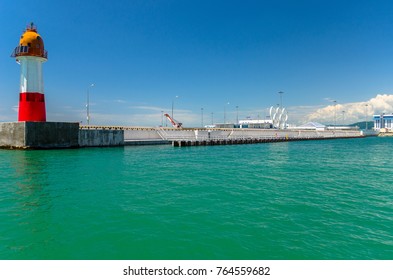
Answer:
1;0;393;126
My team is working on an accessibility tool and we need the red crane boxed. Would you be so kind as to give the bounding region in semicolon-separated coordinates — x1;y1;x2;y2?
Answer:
164;113;182;128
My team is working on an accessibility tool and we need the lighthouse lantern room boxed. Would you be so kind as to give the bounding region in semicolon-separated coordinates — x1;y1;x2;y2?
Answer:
11;23;48;122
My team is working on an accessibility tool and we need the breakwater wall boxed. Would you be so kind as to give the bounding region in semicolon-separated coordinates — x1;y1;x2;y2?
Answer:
0;122;79;149
156;127;363;142
81;126;169;145
163;128;364;147
0;122;123;149
123;127;169;145
1;122;365;149
79;128;124;147
172;134;362;147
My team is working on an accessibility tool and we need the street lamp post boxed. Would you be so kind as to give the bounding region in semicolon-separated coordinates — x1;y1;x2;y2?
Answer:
161;110;164;127
201;107;204;127
171;95;179;120
211;112;214;125
86;83;94;125
333;100;337;130
236;105;239;124
365;104;369;130
224;102;229;124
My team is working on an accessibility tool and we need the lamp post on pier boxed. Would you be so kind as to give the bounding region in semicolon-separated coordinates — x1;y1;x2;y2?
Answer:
236;105;239;124
224;102;229;124
171;95;179;120
333;100;337;130
365;104;369;130
86;83;94;125
201;107;204;127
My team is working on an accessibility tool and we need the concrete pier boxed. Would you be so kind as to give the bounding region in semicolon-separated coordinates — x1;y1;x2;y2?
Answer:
171;134;364;147
1;123;366;149
0;122;79;149
79;128;124;147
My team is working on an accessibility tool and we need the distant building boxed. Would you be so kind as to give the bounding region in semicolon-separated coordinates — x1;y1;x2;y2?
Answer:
238;119;272;129
374;114;393;130
213;119;273;129
214;123;236;129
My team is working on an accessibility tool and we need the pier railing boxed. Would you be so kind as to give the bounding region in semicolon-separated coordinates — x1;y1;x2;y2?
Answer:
156;127;363;142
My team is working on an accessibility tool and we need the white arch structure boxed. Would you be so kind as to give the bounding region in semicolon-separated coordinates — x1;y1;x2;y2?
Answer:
269;106;288;129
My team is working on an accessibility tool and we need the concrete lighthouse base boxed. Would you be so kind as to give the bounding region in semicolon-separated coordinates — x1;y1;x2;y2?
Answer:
0;122;79;149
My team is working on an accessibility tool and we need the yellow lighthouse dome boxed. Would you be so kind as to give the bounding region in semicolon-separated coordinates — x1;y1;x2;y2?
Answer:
11;23;47;59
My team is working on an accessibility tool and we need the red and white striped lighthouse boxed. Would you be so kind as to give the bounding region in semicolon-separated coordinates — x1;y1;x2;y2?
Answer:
11;23;48;122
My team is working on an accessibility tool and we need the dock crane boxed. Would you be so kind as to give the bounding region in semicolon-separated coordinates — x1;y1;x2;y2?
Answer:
164;113;182;128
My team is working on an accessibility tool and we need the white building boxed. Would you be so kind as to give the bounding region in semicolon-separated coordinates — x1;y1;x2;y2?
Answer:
374;114;393;130
238;119;272;129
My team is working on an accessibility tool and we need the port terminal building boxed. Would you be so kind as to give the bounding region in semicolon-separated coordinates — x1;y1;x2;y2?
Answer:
373;114;393;131
212;119;274;129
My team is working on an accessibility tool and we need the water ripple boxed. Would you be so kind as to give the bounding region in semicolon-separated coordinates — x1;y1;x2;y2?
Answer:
1;138;393;259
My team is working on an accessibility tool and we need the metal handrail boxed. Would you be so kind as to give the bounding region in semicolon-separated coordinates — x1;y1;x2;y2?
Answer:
11;46;48;58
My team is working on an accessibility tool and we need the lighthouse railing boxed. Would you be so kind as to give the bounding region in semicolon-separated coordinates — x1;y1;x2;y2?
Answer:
11;46;48;59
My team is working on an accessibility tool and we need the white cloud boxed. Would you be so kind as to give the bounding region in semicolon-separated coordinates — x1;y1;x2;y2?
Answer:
303;94;393;124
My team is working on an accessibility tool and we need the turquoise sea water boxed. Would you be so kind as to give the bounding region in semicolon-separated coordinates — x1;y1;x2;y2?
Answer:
0;137;392;260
